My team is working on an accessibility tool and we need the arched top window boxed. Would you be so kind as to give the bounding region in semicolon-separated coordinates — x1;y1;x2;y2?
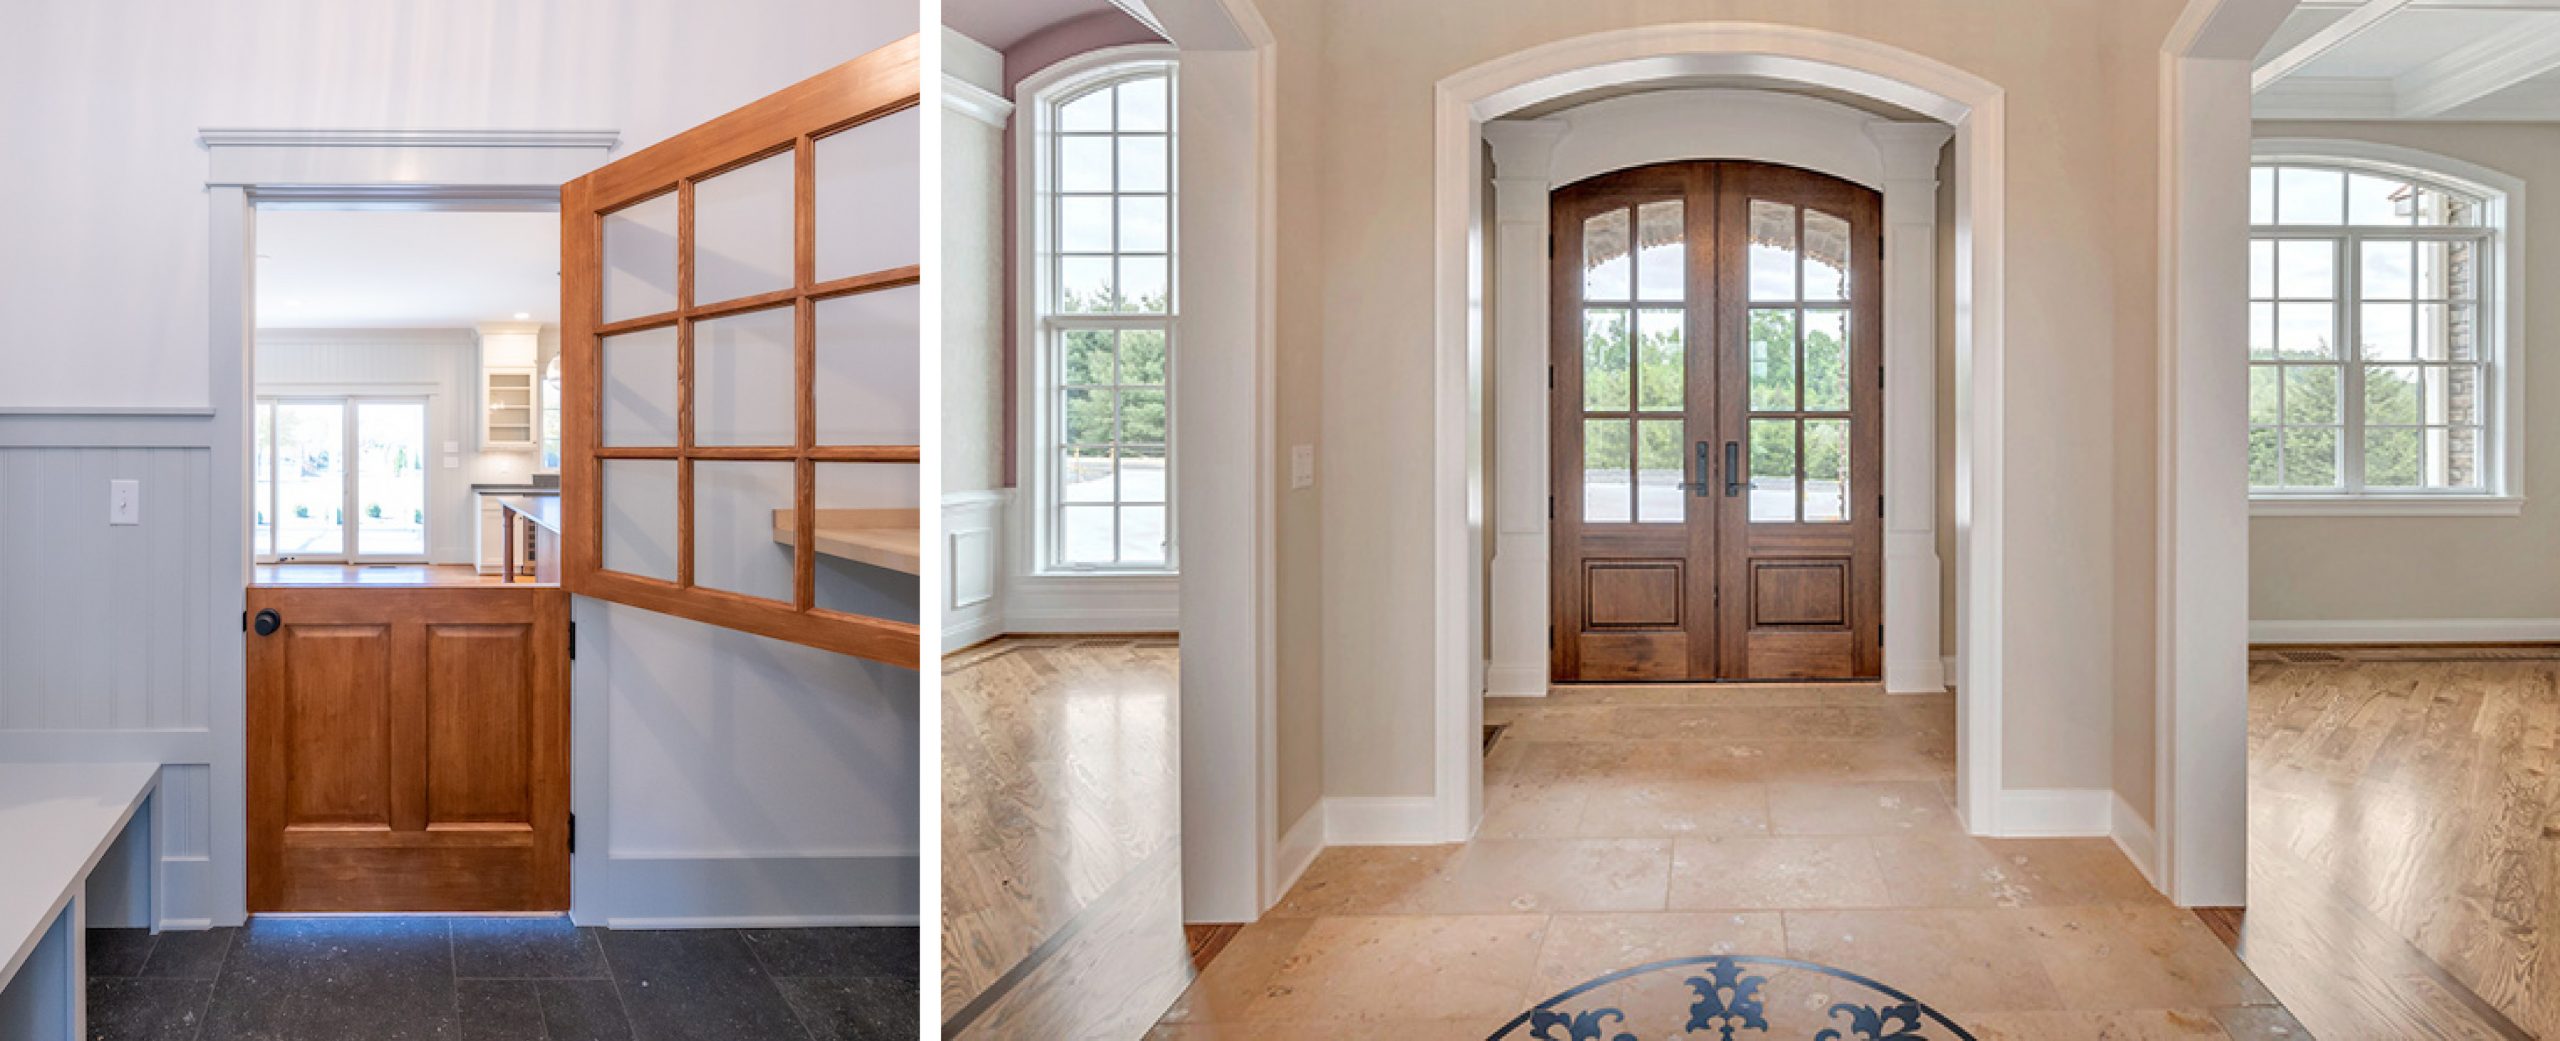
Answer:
2247;144;2522;513
1021;50;1178;573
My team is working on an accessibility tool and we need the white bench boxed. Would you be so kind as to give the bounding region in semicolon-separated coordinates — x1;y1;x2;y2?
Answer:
0;763;159;1041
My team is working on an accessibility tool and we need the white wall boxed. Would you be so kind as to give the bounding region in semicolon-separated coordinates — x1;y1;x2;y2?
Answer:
0;0;922;927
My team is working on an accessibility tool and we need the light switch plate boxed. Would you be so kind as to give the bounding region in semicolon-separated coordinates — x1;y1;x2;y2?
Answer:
1291;444;1315;489
109;479;140;525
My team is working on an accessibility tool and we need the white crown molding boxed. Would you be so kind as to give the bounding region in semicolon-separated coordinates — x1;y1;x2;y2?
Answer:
943;76;1014;129
2395;22;2560;117
198;129;619;149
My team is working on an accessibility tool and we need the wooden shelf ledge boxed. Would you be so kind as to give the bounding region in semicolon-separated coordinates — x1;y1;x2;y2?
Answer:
772;508;920;576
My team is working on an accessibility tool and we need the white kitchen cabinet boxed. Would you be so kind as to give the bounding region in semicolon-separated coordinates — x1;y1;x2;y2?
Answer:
478;323;542;450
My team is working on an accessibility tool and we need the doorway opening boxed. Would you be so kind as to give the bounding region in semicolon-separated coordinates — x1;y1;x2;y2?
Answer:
1549;160;1884;683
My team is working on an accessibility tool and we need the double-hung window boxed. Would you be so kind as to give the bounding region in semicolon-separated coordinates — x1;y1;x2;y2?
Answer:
1030;57;1176;572
2249;150;2519;512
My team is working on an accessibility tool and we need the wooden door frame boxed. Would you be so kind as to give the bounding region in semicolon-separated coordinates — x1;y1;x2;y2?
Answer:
204;131;618;926
1433;24;2008;845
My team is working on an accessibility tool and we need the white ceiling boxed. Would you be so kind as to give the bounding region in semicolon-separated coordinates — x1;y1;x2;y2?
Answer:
255;209;559;330
2254;0;2560;120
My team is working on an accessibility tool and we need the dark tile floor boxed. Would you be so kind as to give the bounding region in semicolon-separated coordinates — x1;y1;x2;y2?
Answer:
86;918;918;1041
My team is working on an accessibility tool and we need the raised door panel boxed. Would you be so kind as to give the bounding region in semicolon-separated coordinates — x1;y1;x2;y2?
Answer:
425;624;534;825
279;625;393;828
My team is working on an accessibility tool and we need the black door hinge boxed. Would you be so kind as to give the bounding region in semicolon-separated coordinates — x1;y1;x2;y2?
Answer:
1878;623;1886;644
567;813;577;854
241;610;248;632
567;622;577;661
1548;364;1555;390
1878;494;1885;516
1548;495;1555;520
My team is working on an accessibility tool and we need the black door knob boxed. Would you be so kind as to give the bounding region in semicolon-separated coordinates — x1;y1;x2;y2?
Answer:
254;609;281;636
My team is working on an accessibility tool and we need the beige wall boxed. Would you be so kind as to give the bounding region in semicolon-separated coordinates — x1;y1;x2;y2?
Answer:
943;30;1007;495
1258;0;2188;803
2249;121;2560;624
1267;0;1330;831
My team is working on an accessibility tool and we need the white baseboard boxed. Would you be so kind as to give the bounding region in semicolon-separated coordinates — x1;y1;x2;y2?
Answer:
597;853;917;928
1883;656;1947;694
2110;791;2161;890
1484;663;1548;698
1992;788;2113;837
1322;796;1444;846
1271;803;1326;904
2249;617;2560;644
942;612;1005;654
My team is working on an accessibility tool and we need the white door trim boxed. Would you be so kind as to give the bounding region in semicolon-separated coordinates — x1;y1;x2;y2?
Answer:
1434;22;2007;842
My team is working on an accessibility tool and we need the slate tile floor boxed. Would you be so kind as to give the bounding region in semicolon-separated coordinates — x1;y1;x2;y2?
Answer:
86;918;919;1041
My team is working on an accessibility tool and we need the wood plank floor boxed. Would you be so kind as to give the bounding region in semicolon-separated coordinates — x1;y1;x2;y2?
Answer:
940;636;1188;1039
2237;648;2559;1040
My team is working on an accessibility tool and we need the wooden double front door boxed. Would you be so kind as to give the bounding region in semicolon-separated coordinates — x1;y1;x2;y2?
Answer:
247;586;570;911
1551;161;1883;683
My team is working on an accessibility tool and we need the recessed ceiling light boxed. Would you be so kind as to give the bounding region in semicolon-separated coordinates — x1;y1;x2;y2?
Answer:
513;312;532;320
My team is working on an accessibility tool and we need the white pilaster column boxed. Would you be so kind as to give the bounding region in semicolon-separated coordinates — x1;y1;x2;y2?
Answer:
1481;120;1566;698
1867;121;1955;694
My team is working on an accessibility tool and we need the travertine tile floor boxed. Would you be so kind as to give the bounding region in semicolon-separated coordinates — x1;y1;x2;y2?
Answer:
1149;684;2310;1040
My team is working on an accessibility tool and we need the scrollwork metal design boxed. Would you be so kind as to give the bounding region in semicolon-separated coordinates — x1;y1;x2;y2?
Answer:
1486;955;1977;1041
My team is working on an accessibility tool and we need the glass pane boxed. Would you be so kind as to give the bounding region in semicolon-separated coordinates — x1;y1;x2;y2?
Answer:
2249;427;2281;487
2282;427;2338;487
600;458;678;582
2249;240;2273;299
1119;389;1167;444
353;401;426;558
1803;309;1850;412
2276;302;2335;360
254;401;274;557
601;326;679;446
1060;136;1113;193
811;463;922;622
813;106;919;282
692;150;796;305
1802;418;1848;523
1748;308;1797;411
1749;200;1797;301
1059;88;1112;132
1121;445;1168;504
1062;447;1113;503
815;285;922;446
1119;195;1169;253
2282;366;2338;425
2365;364;2421;424
1121;329;1168;384
2365;427;2421;488
1635;200;1684;302
1636;419;1684;523
1119;136;1168;193
1582;209;1631;301
2418;303;2476;361
695;305;797;447
1118;76;1169;132
1634;309;1683;412
2277;167;2344;225
273;401;345;557
2346;173;2411;226
1063;388;1114;444
1060;196;1113;252
1583;419;1631;524
1059;256;1113;312
2276;240;2334;299
1802;209;1850;302
693;461;795;603
2249;302;2275;360
2360;302;2413;360
1748;418;1796;522
2250;167;2275;225
1060;506;1114;565
2360;240;2413;299
2417;240;2477;300
1120;505;1168;565
602;192;678;323
2248;366;2280;425
1582;309;1630;411
1119;257;1169;312
2446;364;2481;425
1064;329;1116;385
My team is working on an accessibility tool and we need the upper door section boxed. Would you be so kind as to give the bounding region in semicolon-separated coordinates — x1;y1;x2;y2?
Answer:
562;36;923;668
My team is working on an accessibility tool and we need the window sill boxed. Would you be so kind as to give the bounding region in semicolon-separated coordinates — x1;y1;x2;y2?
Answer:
2250;494;2524;517
1021;568;1181;582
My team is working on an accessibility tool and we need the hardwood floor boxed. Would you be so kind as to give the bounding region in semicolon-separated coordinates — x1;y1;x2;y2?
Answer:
940;636;1188;1039
2236;648;2560;1040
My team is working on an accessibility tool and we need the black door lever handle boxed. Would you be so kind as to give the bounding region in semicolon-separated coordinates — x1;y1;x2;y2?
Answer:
1723;441;1744;497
